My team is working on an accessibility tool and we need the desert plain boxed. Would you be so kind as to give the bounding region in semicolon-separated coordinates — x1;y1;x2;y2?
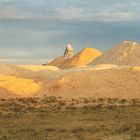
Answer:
0;41;140;140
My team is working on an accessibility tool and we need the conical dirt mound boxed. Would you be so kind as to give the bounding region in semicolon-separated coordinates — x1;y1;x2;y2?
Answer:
61;48;102;68
91;41;140;66
47;48;102;69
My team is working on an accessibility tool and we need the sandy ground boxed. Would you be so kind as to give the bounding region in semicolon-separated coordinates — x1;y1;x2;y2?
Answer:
0;64;139;99
48;67;140;99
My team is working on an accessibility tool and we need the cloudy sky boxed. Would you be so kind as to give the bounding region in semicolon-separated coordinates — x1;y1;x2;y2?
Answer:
0;0;140;64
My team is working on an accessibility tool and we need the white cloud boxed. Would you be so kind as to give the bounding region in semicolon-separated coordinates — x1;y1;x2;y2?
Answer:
0;0;139;22
53;7;137;22
94;12;136;22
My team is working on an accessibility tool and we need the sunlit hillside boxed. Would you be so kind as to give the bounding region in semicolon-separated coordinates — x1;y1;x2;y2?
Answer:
20;65;60;71
0;75;42;96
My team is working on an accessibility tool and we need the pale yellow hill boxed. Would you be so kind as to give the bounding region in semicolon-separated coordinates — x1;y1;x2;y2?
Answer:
0;64;33;76
130;66;140;72
0;75;42;96
88;64;119;70
20;65;60;71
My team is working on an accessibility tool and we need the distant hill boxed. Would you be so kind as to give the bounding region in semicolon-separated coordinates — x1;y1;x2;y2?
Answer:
47;47;102;68
46;56;65;68
0;64;31;76
91;41;140;66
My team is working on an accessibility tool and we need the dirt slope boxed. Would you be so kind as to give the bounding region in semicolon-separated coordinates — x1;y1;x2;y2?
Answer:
48;68;140;99
0;75;42;97
91;41;140;66
47;48;102;68
130;66;140;72
61;48;102;68
46;56;66;68
0;64;140;99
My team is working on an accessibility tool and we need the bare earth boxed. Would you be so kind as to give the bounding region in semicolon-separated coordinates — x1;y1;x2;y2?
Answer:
0;64;140;140
0;64;139;99
1;41;140;139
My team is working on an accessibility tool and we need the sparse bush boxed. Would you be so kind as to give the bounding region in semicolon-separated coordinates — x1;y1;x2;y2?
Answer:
118;99;128;104
97;98;105;103
83;98;90;104
0;97;140;140
131;98;140;106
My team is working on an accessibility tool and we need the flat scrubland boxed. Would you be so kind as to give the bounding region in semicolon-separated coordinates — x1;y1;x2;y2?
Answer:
0;96;140;140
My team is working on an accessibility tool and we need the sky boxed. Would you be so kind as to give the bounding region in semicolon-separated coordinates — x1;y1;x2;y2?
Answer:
0;0;140;64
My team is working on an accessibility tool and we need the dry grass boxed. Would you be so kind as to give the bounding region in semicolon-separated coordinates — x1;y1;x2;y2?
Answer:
0;97;140;140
